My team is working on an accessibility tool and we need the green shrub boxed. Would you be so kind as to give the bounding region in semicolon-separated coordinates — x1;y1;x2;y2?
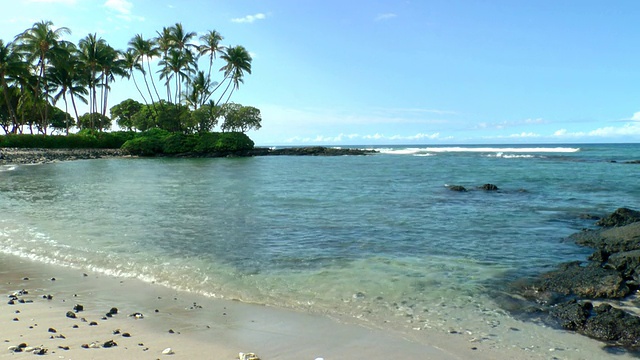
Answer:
121;137;164;156
162;133;197;154
215;132;254;152
193;132;221;153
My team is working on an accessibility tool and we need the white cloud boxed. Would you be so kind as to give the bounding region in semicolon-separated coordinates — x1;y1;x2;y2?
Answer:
231;13;267;24
284;132;444;144
508;132;541;138
375;13;397;21
104;0;131;14
627;111;640;121
104;0;144;22
553;123;640;138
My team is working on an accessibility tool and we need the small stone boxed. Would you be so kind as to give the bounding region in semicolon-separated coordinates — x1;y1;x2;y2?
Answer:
129;312;144;319
12;318;18;321
89;321;98;326
122;332;131;337
162;347;174;355
73;304;84;312
66;311;77;319
108;307;118;315
113;329;121;335
48;327;57;333
168;329;175;334
23;277;29;281
51;277;56;281
72;325;79;328
103;340;117;348
58;346;70;350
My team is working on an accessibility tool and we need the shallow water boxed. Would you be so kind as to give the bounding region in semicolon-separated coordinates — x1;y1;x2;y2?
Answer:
1;143;639;356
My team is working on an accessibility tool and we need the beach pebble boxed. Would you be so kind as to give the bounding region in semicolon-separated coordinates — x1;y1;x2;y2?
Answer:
162;347;175;355
48;327;57;333
66;311;76;319
108;307;118;315
238;352;260;360
103;340;117;348
89;321;98;326
129;312;144;319
73;304;84;312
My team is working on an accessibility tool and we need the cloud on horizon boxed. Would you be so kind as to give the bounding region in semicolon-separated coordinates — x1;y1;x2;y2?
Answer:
231;13;267;24
284;132;447;144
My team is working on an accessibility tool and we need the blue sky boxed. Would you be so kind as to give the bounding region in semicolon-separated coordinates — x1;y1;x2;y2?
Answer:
3;0;640;145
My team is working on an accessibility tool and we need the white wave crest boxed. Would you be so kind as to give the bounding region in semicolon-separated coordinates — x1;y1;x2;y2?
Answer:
379;146;579;155
0;165;17;172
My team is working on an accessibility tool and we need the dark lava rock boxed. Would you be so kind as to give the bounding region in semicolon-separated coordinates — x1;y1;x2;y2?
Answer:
48;327;57;333
583;304;640;347
66;311;76;319
103;340;117;348
550;300;591;330
259;146;377;156
605;250;640;282
550;301;640;347
596;208;640;227
479;183;499;191
73;304;84;312
572;222;640;254
447;185;467;192
529;261;629;299
108;307;118;315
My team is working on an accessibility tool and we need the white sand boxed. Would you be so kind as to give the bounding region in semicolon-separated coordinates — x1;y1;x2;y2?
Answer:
0;254;634;359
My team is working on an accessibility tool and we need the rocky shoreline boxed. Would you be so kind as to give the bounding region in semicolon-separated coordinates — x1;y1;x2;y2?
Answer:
501;208;640;351
0;148;126;165
0;146;376;165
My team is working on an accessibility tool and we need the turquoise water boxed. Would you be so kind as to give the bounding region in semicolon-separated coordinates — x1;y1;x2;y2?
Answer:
1;143;639;339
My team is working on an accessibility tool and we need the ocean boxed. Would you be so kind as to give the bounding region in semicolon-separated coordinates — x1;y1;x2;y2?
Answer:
1;143;639;355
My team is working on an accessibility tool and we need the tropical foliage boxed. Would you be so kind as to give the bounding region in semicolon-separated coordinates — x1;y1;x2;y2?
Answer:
0;20;257;138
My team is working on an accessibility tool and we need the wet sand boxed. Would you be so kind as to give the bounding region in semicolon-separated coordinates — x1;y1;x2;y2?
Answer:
1;254;484;360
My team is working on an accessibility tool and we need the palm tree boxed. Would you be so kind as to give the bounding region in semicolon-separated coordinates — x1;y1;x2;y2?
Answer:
183;70;212;110
169;23;197;56
48;41;87;134
78;33;107;127
128;34;161;108
0;39;25;128
15;20;71;131
216;45;252;106
198;30;225;82
158;49;195;105
122;49;148;106
155;27;173;101
97;45;126;119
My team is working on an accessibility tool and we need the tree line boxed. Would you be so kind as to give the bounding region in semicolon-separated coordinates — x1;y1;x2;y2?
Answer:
0;20;259;136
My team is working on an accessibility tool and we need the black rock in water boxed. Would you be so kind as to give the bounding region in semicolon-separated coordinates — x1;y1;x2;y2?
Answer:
479;183;499;191
596;208;640;227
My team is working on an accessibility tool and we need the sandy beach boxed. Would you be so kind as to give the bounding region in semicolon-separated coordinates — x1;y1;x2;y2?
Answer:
3;253;637;360
1;254;497;360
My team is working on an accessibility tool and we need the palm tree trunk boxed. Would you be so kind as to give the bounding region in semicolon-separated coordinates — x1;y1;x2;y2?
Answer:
70;90;81;127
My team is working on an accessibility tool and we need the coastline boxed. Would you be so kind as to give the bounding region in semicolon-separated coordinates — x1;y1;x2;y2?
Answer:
1;253;498;360
0;146;376;165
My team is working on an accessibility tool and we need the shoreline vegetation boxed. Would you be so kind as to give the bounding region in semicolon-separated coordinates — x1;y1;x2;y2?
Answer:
0;145;377;165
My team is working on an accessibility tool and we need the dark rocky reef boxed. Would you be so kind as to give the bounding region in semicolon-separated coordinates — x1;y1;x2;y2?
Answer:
0;146;377;165
250;146;377;156
0;148;124;165
503;207;640;350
